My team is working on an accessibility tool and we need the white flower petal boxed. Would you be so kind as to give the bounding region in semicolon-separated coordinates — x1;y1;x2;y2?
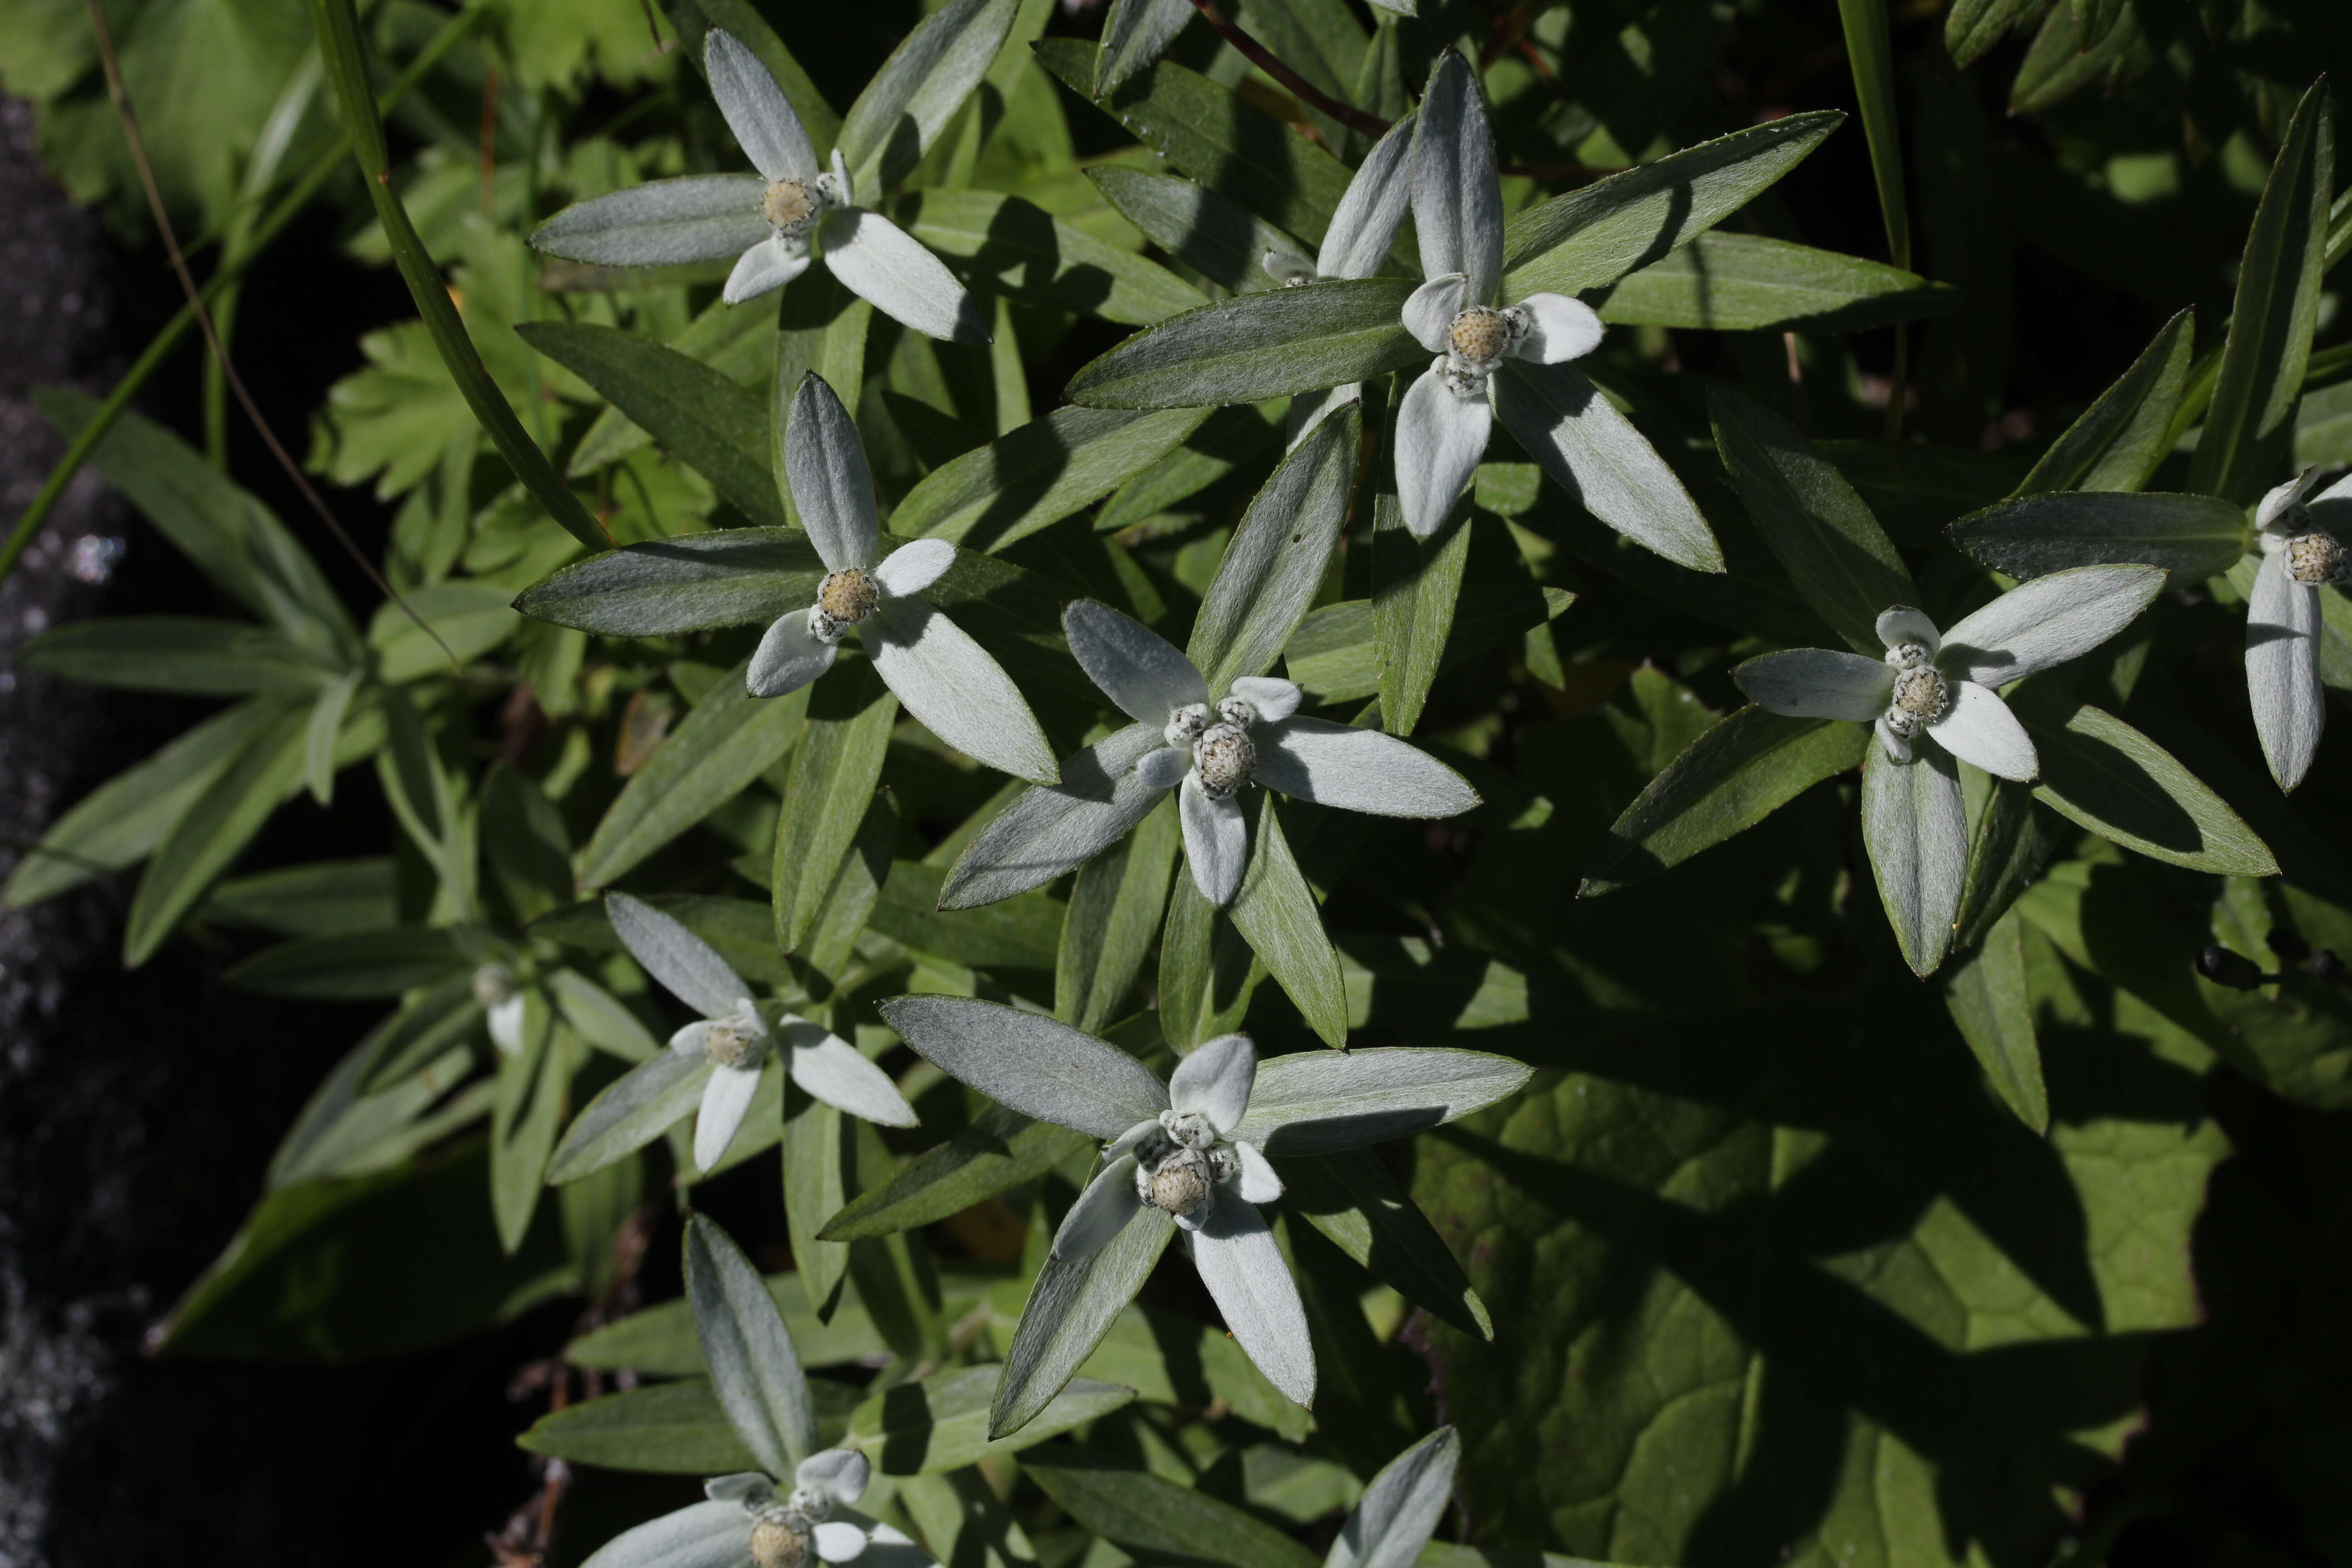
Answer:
1938;564;2166;687
694;1063;763;1171
1396;361;1490;539
1402;274;1468;355
1876;607;1941;657
1229;675;1301;722
608;892;755;1019
1179;776;1249;906
706;29;820;181
796;1448;871;1506
1105;1118;1162;1161
785;1022;919;1127
1252;717;1480;817
1731;649;1893;721
704;1473;775;1506
1262;249;1319;287
725;237;811;304
2248;547;2325;791
1186;1184;1316;1406
1318;112;1416;280
875;537;955;598
1927;681;2037;781
1508;292;1603;364
784;373;880;573
748;608;839;699
813;1523;870;1563
1233;1139;1283;1204
488;994;525;1055
821;207;987;343
1411;52;1502;304
1063;600;1209;722
1054;1158;1145;1262
1137;746;1191;789
870;598;1058;782
2258;465;2328;532
1876;713;1913;764
1860;743;1967;979
1169;1031;1256;1132
669;1019;716;1059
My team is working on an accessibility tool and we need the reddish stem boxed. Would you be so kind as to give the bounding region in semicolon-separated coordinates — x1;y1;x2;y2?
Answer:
1184;0;1394;138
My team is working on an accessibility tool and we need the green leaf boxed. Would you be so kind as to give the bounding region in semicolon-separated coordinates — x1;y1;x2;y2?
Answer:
1279;1147;1490;1340
225;927;468;999
571;295;779;476
1499;113;1844;297
1708;385;1915;656
1942;908;2047;1133
1945;492;2247;583
868;859;1065;971
484;764;574;922
993;1203;1174;1438
1087;166;1306;294
1094;0;1194;95
1833;0;1910;269
2015;308;2193;496
1190;401;1361;692
836;0;1019;197
847;1365;1133;1473
208;857;397;937
548;1050;710;1185
572;1270;902;1374
356;977;488;1096
784;1088;854;1317
368;580;521;683
534;893;792;985
895;189;1205;326
771;656;900;956
1076;1303;1309;1440
2008;686;2278;877
688;1211;820;1474
1057;797;1180;1034
1022;1449;1322;1568
2188;79;2335;505
519;1375;863;1473
803;790;899;982
1066;278;1421;410
123;703;310;965
548;967;657;1068
1285;586;1573;708
1159;870;1262;1050
1100;403;1286;530
490;998;569;1254
1581;707;1868;897
517;319;782;528
19;616;333;696
1229;800;1348;1048
514;528;825;637
820;1104;1090;1241
1944;0;2049;67
578;662;809;889
1595;232;1958;334
1372;502;1471;738
892;406;1209;551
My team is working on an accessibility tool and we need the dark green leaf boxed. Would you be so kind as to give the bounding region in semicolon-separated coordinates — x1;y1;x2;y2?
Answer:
820;1104;1090;1241
514;528;825;637
1065;279;1422;410
1945;492;2247;582
1229;800;1347;1048
1191;401;1361;692
123;703;310;965
20;617;333;696
2015;309;2193;496
1057;796;1180;1034
1943;909;2047;1133
868;859;1064;970
772;657;899;955
1597;232;1957;334
892;406;1209;551
225;927;468;999
1279;1147;1490;1339
1086;166;1306;294
847;1365;1133;1473
1023;1450;1322;1568
896;188;1205;325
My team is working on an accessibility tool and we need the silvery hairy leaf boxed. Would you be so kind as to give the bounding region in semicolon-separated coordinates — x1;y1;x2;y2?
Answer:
1859;742;1967;978
992;1199;1173;1438
2248;548;2324;789
1412;53;1502;303
1490;360;1722;573
1936;564;2166;688
835;0;1019;198
528;176;771;267
1229;1049;1534;1155
876;996;1168;1139
609;893;752;1020
936;724;1171;910
579;1499;752;1568
1328;1426;1461;1568
685;1213;818;1476
1186;1186;1315;1406
1187;404;1362;693
1064;279;1424;408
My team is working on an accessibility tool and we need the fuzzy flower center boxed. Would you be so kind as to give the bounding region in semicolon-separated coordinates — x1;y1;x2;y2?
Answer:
472;962;517;1009
1886;667;1950;736
2288;532;2348;586
1131;1109;1237;1222
705;1019;765;1070
810;568;879;644
1443;306;1519;396
763;179;818;236
1194;723;1256;799
750;1511;809;1568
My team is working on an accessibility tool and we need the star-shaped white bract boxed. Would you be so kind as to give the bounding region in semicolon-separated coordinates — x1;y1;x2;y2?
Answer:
1733;565;2168;778
760;374;1057;784
607;893;916;1172
529;31;983;343
877;996;1534;1412
2246;466;2351;791
1063;600;1481;906
1393;54;1605;539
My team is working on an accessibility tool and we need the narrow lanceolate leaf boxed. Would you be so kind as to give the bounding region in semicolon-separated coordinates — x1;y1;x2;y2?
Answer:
783;1088;853;1317
1595;232;1957;334
892;407;1208;551
2015;309;2193;496
20;617;332;697
1372;495;1470;737
685;1213;818;1475
820;1104;1090;1241
836;0;1019;196
517;321;784;527
1279;1149;1490;1339
990;1204;1174;1439
1057;798;1181;1035
1859;743;1966;978
577;665;811;889
1160;872;1262;1049
1942;909;2047;1133
1065;279;1423;410
1709;385;1915;655
1332;1427;1461;1568
2188;79;2334;506
1945;0;2047;66
1491;360;1722;573
848;1365;1133;1473
1095;0;1193;94
1581;707;1869;896
896;189;1205;326
515;529;825;637
224;928;467;999
548;1050;712;1184
877;995;1167;1138
938;724;1168;910
527;175;769;268
1499;112;1844;297
490;998;567;1254
773;656;899;953
1189;403;1362;692
1231;1049;1534;1154
1087;167;1308;294
1946;492;2247;583
124;704;310;966
1229;801;1348;1049
1021;1450;1322;1568
1833;0;1910;269
2007;686;2278;877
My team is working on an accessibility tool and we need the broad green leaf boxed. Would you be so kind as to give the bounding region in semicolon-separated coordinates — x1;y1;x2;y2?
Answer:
1087;166;1307;294
2188;79;2334;505
19;617;333;696
1596;232;1958;334
1499;113;1844;298
784;1088;854;1317
490;998;568;1254
577;662;810;888
1710;386;1913;655
1945;492;2247;582
519;1375;863;1473
2014;309;2192;496
686;1211;819;1474
1581;707;1868;897
207;857;398;937
892;406;1209;551
547;1049;711;1185
517;319;782;528
2008;686;2278;877
1280;1147;1490;1339
368;580;521;683
992;1201;1173;1438
514;528;825;637
1159;869;1262;1050
225;927;468;999
772;657;899;954
1057;796;1180;1033
836;0;1019;197
820;1104;1090;1241
869;859;1065;970
896;188;1205;325
1022;1450;1321;1568
1372;497;1471;737
1834;0;1910;270
1191;401;1361;692
1942;908;2047;1133
846;1365;1132;1473
1066;278;1421;410
1229;800;1348;1048
123;703;310;965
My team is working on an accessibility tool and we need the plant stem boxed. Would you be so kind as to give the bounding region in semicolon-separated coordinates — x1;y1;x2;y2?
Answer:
1184;0;1392;138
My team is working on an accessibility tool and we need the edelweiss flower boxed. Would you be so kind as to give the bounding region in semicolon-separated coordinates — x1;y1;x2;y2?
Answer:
760;374;1056;784
529;31;982;341
608;893;916;1172
1394;54;1605;538
877;996;1533;1416
2245;466;2350;790
702;1456;908;1568
472;962;525;1054
1734;566;2166;778
1064;600;1480;906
